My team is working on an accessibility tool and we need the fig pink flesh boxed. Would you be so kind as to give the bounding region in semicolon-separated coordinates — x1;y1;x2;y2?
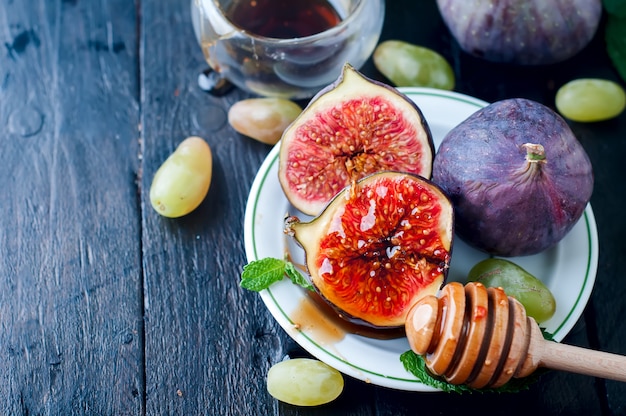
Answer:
290;172;453;328
279;64;434;216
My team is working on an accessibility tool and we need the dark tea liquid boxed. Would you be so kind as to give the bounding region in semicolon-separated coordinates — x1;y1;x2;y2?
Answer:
225;0;342;38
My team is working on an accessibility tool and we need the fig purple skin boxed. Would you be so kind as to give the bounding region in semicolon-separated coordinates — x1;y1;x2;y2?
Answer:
436;0;602;65
432;98;594;257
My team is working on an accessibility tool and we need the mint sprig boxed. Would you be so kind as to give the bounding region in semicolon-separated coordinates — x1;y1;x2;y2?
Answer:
240;257;313;292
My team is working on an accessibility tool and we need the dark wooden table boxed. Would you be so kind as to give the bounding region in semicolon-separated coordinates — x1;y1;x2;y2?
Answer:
2;1;625;414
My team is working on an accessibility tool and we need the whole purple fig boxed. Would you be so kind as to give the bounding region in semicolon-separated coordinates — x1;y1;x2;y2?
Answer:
432;98;593;257
436;0;602;65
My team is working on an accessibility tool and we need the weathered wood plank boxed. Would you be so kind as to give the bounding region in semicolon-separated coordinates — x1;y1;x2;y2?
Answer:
0;1;143;414
138;1;291;414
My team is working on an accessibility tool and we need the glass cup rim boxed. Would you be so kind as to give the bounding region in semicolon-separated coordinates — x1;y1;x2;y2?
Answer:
203;0;374;44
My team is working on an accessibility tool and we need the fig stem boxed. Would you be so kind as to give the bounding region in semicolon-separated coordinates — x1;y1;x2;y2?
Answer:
522;143;546;163
284;215;300;237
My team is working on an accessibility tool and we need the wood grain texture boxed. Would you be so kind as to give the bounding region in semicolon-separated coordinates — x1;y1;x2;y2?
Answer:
138;1;288;414
0;0;143;414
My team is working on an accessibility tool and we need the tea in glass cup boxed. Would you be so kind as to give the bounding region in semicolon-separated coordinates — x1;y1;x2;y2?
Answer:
191;0;385;99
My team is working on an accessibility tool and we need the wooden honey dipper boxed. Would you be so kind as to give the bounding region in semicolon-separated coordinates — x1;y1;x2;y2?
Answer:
405;281;626;388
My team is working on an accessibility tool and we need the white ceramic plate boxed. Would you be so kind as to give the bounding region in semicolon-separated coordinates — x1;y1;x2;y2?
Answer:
243;88;599;392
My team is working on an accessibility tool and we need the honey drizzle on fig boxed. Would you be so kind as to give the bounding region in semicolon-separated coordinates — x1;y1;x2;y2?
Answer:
284;237;405;341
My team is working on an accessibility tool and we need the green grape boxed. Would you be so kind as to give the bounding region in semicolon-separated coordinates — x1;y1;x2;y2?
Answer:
555;78;626;122
266;358;344;406
228;98;302;145
373;40;455;90
467;258;556;323
150;136;213;218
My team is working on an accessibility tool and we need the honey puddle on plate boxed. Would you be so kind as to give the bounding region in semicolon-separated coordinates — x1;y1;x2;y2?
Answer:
290;290;406;344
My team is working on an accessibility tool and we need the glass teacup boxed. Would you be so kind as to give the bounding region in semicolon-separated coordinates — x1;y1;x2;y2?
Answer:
191;0;385;99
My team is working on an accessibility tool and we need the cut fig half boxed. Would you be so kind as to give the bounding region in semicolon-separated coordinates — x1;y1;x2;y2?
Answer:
285;171;454;329
279;63;435;216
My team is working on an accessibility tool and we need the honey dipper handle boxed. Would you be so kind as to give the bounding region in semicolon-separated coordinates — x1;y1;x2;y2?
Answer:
534;337;626;382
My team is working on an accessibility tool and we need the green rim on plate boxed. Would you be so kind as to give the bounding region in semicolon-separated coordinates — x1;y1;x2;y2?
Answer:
243;88;599;391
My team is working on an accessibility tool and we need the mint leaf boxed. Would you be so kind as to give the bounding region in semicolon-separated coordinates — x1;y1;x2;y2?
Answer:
400;349;545;393
285;262;314;291
400;351;475;393
240;258;287;291
606;14;626;83
604;0;626;17
240;258;314;292
541;328;555;342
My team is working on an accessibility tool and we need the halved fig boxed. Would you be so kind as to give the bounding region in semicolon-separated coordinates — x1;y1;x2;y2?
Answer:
285;171;454;329
278;63;435;216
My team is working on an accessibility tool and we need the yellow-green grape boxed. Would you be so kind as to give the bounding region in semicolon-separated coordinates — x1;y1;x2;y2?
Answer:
555;78;626;122
373;40;455;90
467;258;556;323
228;98;302;145
150;136;213;218
266;358;344;406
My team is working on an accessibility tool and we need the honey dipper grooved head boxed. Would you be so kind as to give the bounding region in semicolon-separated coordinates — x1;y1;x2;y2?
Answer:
405;281;536;389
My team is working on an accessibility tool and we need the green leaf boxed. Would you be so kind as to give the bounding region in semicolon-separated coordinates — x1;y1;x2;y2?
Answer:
604;0;626;18
285;262;314;291
240;257;314;292
240;258;287;291
541;328;555;342
400;351;475;393
400;350;545;393
606;14;626;83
